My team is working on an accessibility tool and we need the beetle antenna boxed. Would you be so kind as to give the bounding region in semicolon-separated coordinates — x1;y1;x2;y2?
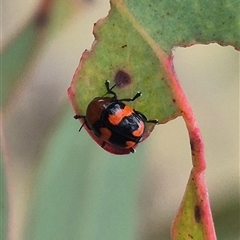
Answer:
79;122;86;132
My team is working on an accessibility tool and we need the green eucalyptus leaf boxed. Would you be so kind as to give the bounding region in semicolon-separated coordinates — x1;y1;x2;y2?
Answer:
124;0;240;53
171;173;205;239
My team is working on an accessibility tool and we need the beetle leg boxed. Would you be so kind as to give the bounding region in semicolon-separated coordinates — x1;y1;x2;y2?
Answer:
146;119;159;124
134;110;158;125
119;91;142;102
101;141;106;148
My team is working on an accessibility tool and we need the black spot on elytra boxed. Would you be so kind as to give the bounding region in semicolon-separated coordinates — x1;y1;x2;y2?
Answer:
194;205;201;223
114;70;131;87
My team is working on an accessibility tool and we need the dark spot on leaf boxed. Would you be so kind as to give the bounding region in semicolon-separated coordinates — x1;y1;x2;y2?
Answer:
35;12;49;27
188;234;193;239
121;44;127;48
114;70;131;87
172;99;176;103
194;205;201;223
190;139;194;151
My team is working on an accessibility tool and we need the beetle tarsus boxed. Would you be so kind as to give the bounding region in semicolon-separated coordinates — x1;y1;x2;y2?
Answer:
130;148;136;153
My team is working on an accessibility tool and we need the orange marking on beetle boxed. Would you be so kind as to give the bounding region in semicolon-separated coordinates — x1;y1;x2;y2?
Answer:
132;121;145;137
125;141;136;148
100;127;112;141
108;105;133;125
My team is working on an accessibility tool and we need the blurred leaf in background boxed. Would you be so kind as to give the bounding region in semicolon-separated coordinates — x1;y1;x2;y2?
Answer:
24;107;145;240
2;0;77;107
0;161;7;240
2;0;109;239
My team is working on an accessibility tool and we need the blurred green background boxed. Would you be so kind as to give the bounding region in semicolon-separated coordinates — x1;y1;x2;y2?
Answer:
1;0;239;240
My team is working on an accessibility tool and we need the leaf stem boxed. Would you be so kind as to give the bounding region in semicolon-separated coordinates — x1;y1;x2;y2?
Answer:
163;56;217;240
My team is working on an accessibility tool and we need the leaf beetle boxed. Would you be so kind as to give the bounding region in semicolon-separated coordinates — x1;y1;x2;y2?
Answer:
74;81;158;153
